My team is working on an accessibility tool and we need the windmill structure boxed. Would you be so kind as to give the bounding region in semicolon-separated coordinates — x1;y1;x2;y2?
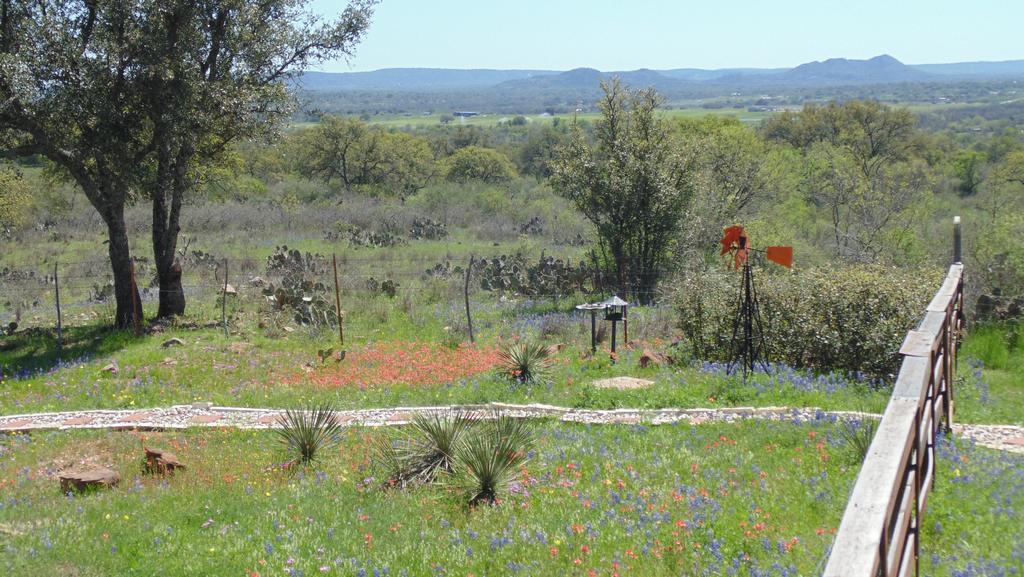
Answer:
719;225;793;380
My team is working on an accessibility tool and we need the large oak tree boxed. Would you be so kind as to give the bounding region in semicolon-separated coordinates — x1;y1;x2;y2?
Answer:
0;0;375;327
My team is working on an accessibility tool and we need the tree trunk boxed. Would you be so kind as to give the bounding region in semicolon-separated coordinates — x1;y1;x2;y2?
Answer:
152;144;188;319
106;214;142;330
153;193;185;317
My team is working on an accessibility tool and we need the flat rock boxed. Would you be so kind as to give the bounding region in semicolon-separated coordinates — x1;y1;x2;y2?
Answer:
592;376;654;390
639;349;667;368
144;448;185;474
161;338;185;348
59;467;120;493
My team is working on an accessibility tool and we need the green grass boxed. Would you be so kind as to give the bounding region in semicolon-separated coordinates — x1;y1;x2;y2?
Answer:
919;436;1024;576
0;420;863;576
955;321;1024;425
0;319;893;416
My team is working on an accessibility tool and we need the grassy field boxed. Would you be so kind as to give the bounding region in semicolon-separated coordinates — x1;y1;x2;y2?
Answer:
357;107;777;129
289;101;974;131
0;420;863;576
0;314;1017;428
1;419;1019;576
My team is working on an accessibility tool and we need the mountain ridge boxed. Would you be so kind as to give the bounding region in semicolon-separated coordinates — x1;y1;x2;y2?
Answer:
297;56;1024;92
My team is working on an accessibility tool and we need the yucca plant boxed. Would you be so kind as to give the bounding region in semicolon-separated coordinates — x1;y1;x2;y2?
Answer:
274;404;343;467
453;415;535;506
375;411;477;488
497;341;553;386
837;416;879;464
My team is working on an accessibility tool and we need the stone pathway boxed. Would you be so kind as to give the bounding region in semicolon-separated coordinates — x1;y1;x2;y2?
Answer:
1;403;1021;454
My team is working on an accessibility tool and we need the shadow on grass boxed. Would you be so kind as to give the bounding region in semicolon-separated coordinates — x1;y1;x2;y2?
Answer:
0;325;142;378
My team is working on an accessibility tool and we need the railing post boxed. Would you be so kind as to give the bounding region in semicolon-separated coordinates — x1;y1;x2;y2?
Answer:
953;216;961;264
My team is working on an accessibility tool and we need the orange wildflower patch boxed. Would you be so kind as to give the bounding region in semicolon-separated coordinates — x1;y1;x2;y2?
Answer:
296;342;502;389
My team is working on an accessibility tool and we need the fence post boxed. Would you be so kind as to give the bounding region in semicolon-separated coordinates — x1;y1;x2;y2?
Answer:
53;262;63;350
221;258;229;337
464;255;475;344
953;216;962;264
129;261;141;334
332;254;344;347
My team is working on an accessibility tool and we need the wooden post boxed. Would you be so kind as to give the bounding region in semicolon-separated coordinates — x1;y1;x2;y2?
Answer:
623;305;628;345
332;254;344;347
464;255;475;344
953;216;962;264
221;258;229;337
53;262;63;350
129;261;141;334
610;318;617;355
590;309;597;353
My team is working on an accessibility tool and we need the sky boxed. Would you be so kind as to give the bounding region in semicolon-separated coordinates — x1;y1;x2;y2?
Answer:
310;0;1022;72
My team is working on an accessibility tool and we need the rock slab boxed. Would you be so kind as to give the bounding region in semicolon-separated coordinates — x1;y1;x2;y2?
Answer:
144;448;185;474
59;467;120;493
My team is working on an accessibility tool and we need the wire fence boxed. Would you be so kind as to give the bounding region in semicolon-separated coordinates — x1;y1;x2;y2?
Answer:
0;251;675;342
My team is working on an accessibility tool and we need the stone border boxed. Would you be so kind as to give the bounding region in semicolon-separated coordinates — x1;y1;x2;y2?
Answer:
1;403;1021;454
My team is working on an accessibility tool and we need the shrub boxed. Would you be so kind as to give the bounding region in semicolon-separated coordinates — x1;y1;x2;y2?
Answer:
375;411;477;488
453;415;535;506
675;265;944;378
445;146;517;184
275;404;342;467
498;341;553;386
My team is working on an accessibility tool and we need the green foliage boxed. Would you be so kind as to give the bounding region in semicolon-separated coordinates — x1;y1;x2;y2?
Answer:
275;404;343;467
951;150;987;196
551;79;693;302
375;411;477;488
498;341;553;386
298;116;435;197
444;146;517;184
0;167;34;231
675;265;944;377
763;101;917;176
452;415;535;506
675;118;773;259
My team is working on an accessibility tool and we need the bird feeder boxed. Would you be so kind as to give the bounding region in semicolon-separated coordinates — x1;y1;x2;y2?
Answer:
576;296;629;354
599;296;629;353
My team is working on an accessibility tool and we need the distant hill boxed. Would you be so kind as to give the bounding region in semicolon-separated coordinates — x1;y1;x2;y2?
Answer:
660;67;786;81
911;59;1024;78
776;54;932;85
298;56;1024;93
496;67;685;92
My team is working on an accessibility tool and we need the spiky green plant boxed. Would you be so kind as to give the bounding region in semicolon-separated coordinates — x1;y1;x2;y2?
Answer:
453;415;535;506
837;416;879;464
497;341;553;386
274;404;342;467
375;411;477;488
